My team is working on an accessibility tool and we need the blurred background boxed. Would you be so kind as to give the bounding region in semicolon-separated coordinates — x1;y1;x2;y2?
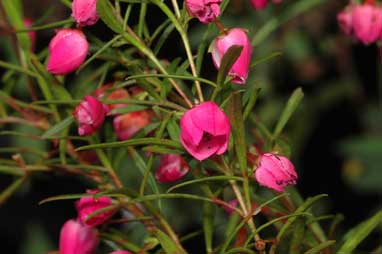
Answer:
0;0;381;253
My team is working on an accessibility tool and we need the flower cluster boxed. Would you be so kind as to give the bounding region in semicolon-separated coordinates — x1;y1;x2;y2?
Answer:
338;1;382;45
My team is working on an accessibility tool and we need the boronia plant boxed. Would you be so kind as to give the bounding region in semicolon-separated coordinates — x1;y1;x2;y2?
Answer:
0;0;381;254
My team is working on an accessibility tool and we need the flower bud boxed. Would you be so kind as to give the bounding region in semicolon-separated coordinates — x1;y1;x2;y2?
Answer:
211;28;252;84
47;29;89;75
59;219;99;254
76;191;115;227
73;96;108;136
72;0;99;26
337;5;354;36
113;110;152;140
23;18;36;51
250;0;268;9
254;153;297;192
180;101;230;161
155;154;190;183
352;3;382;45
185;0;222;24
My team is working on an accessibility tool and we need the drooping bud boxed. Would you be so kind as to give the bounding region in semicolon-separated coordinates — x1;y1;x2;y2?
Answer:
211;28;252;84
254;153;297;192
76;190;115;227
180;101;230;161
185;0;222;24
73;95;108;136
72;0;99;26
59;219;99;254
155;154;190;183
352;3;382;45
47;29;89;75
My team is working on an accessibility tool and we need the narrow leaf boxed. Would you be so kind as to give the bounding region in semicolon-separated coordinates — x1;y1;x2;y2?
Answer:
304;241;336;254
155;229;185;254
97;0;123;33
41;116;74;139
216;45;243;88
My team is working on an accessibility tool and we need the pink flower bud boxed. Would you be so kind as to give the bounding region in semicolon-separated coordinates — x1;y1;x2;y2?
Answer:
250;0;268;9
337;5;354;36
23;18;36;51
47;29;89;75
254;153;297;192
185;0;222;24
72;0;99;26
211;28;252;84
73;96;108;136
110;251;132;254
352;3;382;45
76;191;115;227
180;101;230;161
113;110;152;140
155;154;190;183
59;219;99;254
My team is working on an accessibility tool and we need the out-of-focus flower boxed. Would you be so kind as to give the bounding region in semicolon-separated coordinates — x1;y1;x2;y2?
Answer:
23;18;36;51
113;110;152;140
180;101;230;161
254;153;297;192
110;251;132;254
185;0;222;23
337;4;354;36
73;96;108;136
76;191;115;227
72;0;99;26
47;29;89;75
352;3;382;45
105;89;130;114
211;28;252;84
59;219;99;254
250;0;268;9
155;154;190;183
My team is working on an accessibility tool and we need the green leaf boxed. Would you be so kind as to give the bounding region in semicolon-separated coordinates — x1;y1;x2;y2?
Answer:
155;229;186;254
39;192;126;205
97;0;124;33
337;211;382;254
289;218;305;254
166;176;244;193
110;105;148;115
243;88;261;121
41;116;74;139
304;241;336;254
0;176;26;205
273;87;304;140
166;117;181;142
127;74;216;88
203;201;215;254
216;45;243;88
142;146;183;155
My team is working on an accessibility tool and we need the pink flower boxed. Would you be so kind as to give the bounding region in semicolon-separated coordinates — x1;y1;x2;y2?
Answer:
250;0;268;9
110;251;132;254
185;0;222;24
155;154;190;183
76;191;115;227
337;5;354;36
72;0;99;26
73;96;108;136
47;29;89;75
113;110;152;140
254;153;297;192
59;219;99;254
211;28;252;84
180;101;230;161
352;3;382;45
23;18;36;51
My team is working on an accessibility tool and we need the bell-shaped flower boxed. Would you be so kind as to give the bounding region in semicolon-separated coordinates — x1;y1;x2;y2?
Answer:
76;191;115;227
113;110;152;140
73;96;108;136
254;153;297;192
59;219;99;254
180;101;230;161
352;3;382;45
72;0;99;26
211;28;252;84
47;29;89;75
155;154;190;183
185;0;222;24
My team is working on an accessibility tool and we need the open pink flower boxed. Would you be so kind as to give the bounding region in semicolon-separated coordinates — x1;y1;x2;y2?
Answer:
337;4;354;36
211;28;252;84
185;0;222;23
113;110;152;140
155;154;190;183
76;191;115;227
73;96;108;136
59;219;99;254
47;29;89;75
254;153;297;192
72;0;99;26
352;3;382;45
250;0;268;9
180;101;230;161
